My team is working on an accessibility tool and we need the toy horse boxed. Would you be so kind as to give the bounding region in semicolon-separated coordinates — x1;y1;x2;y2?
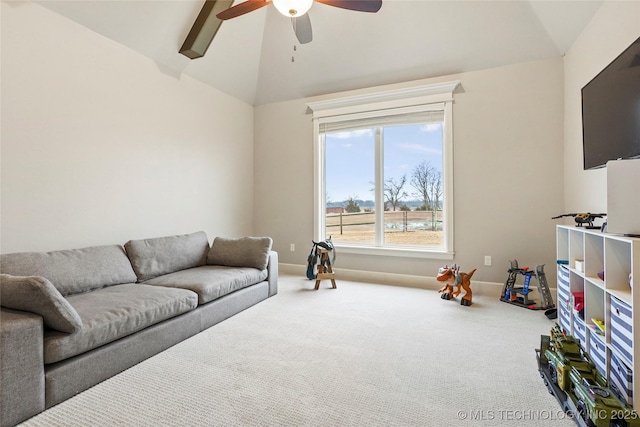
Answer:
437;264;477;306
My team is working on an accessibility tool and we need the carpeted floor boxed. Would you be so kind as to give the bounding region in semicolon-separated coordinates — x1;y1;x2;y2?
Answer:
21;275;575;426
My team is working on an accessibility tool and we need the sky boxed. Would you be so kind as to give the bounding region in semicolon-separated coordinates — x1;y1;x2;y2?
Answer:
325;123;443;203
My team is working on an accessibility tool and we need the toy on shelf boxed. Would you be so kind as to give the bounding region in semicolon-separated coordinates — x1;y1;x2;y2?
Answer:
571;291;585;319
501;260;555;310
592;318;605;334
536;324;640;426
436;264;476;306
551;212;607;230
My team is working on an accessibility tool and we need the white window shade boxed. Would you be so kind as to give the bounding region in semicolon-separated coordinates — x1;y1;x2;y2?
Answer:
307;80;460;119
319;107;445;134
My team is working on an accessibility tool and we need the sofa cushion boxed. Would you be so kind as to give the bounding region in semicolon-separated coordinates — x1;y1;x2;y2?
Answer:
0;274;82;333
125;232;210;282
0;245;137;296
143;266;268;305
207;237;272;270
43;284;198;364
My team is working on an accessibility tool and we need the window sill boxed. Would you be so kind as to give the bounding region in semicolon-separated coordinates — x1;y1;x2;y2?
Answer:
333;243;454;260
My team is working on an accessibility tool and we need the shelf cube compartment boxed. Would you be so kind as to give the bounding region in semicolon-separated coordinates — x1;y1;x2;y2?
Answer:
588;329;607;376
610;295;634;364
610;351;634;406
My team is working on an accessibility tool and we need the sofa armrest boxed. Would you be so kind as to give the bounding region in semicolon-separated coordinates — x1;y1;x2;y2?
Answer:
266;251;278;297
1;308;45;427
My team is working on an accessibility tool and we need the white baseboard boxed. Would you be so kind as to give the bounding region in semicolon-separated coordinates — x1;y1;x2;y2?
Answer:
279;263;515;298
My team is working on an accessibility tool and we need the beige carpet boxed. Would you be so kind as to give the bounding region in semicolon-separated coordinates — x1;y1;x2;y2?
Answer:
21;275;574;426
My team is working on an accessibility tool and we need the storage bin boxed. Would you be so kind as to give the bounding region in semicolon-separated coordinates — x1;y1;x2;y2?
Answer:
559;305;571;336
610;351;634;406
588;329;607;376
573;316;587;350
557;265;570;309
610;296;633;363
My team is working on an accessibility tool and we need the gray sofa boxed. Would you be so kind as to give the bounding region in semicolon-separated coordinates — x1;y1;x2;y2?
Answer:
0;231;278;427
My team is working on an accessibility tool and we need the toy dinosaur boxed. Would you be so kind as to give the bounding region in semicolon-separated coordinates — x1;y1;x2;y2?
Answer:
437;264;477;306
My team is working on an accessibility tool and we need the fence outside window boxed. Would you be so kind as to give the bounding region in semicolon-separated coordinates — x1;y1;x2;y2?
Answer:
326;210;444;247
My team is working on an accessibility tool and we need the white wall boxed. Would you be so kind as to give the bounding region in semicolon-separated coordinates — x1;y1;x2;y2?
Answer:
1;2;255;253
563;1;640;212
254;58;565;283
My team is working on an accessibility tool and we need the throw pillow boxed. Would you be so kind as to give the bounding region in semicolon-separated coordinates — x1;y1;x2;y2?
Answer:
0;274;83;333
207;237;273;270
124;231;210;281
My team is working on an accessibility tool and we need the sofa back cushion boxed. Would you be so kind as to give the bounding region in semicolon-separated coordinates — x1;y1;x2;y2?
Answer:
125;231;210;281
0;245;137;296
207;236;273;270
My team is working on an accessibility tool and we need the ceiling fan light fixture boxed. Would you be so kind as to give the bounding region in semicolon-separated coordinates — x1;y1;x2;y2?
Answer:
273;0;313;17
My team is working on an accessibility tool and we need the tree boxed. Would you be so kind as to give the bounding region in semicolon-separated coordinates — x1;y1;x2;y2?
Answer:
411;161;434;209
344;196;361;213
428;171;442;211
411;161;442;230
384;175;408;211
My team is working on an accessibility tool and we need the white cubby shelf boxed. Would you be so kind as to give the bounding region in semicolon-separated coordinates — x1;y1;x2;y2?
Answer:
556;225;640;406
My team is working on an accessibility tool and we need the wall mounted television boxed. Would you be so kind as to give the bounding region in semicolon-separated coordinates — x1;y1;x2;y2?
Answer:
581;36;640;170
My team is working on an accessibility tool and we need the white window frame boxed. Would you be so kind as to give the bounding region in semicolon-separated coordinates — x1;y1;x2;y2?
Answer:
307;81;460;260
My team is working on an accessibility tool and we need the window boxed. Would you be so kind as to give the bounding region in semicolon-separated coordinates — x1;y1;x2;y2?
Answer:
308;81;459;259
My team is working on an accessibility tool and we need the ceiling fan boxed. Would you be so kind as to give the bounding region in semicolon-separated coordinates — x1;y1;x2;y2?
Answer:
179;0;381;59
217;0;382;44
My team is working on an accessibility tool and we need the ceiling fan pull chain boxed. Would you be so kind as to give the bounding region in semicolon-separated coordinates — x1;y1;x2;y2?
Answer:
291;17;297;62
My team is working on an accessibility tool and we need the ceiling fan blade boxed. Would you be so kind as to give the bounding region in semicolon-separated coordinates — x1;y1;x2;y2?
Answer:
216;0;270;20
314;0;382;13
292;14;312;44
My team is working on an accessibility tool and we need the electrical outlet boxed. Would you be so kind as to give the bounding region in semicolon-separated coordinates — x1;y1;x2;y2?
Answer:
484;256;492;266
290;243;295;252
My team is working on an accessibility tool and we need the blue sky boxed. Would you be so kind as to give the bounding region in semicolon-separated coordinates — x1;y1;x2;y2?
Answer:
325;123;443;203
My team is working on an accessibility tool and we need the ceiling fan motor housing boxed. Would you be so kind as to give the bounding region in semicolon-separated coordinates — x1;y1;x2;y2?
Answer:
273;0;314;17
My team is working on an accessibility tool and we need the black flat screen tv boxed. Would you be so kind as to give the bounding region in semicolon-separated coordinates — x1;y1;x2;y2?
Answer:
582;36;640;170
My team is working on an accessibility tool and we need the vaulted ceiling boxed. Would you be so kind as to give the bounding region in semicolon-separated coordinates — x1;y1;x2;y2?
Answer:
37;0;603;106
